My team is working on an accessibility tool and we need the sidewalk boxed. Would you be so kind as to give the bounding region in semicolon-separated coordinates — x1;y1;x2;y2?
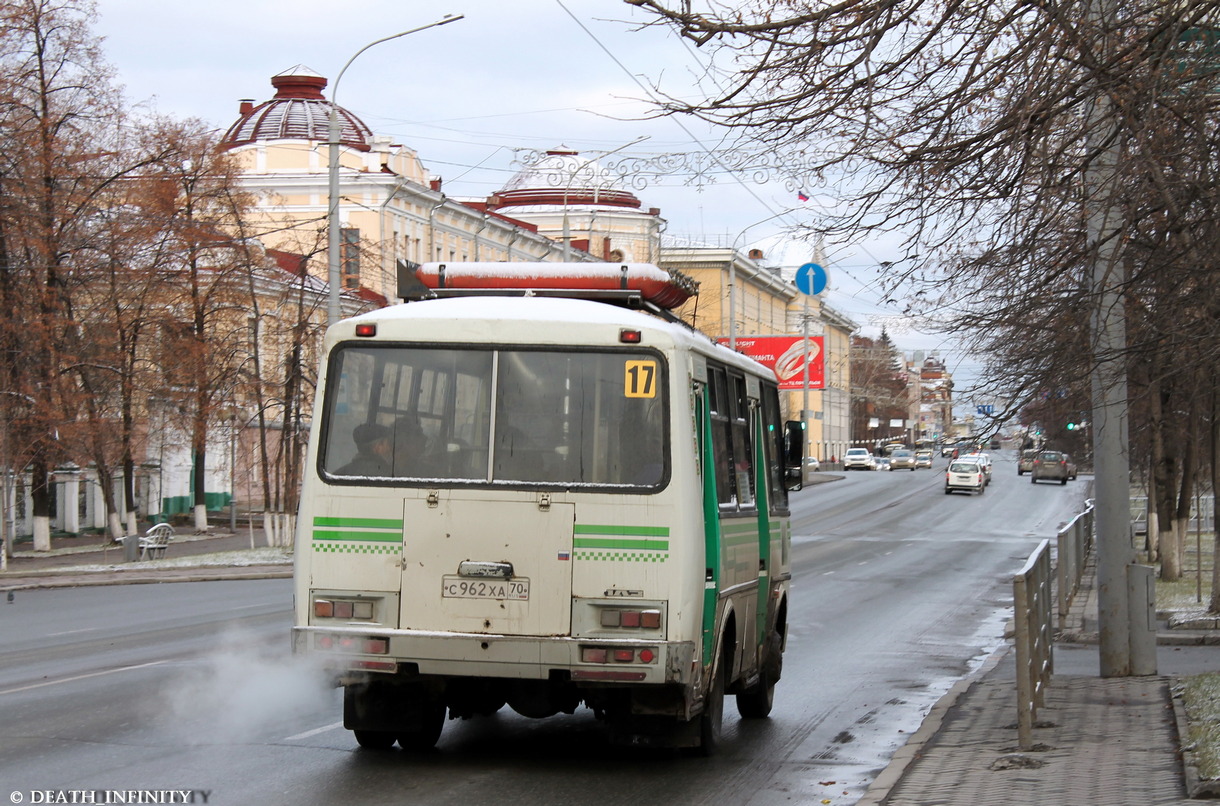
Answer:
859;559;1220;805
0;525;292;591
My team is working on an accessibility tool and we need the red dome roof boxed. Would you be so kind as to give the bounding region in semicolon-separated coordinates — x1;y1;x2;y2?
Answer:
221;66;373;152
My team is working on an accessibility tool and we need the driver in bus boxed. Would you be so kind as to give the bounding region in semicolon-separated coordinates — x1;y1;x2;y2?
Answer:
337;423;393;476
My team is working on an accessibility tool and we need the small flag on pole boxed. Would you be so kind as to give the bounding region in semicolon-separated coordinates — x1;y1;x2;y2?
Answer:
797;190;809;202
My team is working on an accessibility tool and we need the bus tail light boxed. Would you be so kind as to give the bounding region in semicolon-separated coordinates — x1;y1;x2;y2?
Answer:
600;608;663;630
581;646;658;665
313;597;375;621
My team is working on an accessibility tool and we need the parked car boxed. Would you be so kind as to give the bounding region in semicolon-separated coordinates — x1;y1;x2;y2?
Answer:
844;448;875;470
803;455;821;484
1031;450;1070;484
914;449;934;469
1017;449;1038;475
945;459;987;494
890;449;917;470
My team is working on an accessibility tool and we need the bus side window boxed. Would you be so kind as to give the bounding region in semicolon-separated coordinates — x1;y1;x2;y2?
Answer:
730;373;754;509
762;384;788;510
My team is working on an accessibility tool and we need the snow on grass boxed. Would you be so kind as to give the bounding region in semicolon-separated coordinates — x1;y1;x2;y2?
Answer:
23;547;293;573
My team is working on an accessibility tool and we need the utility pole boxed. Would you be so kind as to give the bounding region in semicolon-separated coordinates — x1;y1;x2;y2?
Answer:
1084;0;1141;676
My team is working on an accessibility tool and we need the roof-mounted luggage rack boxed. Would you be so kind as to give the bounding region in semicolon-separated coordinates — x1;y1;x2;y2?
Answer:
396;261;699;311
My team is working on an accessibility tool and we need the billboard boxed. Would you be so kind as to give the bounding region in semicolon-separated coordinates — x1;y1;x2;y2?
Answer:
719;335;825;390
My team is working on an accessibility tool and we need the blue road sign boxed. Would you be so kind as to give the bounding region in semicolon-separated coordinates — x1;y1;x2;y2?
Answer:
795;263;828;296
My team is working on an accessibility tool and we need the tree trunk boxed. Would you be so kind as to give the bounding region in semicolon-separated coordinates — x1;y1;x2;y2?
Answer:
31;460;51;551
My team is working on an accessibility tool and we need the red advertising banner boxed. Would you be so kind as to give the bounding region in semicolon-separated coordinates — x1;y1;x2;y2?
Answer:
719;335;825;390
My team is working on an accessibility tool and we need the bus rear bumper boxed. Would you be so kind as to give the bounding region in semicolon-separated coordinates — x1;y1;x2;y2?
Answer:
293;625;696;687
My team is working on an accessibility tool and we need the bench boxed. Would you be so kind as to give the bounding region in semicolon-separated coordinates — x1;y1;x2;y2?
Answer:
138;523;174;560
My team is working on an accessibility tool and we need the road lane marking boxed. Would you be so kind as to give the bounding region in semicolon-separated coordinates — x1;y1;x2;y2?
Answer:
284;721;344;741
0;660;168;695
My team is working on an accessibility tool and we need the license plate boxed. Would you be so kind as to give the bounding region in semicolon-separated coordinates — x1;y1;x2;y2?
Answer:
441;575;530;601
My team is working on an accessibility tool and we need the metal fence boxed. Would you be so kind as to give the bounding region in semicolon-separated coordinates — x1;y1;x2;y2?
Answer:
1057;501;1095;630
1014;539;1054;751
1130;494;1214;537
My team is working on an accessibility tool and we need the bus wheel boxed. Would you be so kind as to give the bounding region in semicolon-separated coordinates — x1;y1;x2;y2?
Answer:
737;631;782;719
397;701;447;752
697;656;726;756
353;730;397;750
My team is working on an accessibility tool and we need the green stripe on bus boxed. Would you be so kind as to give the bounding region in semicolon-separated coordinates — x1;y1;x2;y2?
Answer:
573;537;669;551
573;551;668;563
312;543;400;555
313;517;403;529
312;531;402;543
574;524;670;537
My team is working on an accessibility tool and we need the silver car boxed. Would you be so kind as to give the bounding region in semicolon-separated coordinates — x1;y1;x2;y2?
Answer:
1031;450;1070;484
890;449;916;470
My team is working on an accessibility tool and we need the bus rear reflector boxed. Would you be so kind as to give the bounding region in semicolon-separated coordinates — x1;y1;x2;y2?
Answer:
349;659;397;673
572;669;648;682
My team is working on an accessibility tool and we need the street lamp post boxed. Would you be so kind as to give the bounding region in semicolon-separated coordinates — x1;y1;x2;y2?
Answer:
559;136;649;261
327;15;464;327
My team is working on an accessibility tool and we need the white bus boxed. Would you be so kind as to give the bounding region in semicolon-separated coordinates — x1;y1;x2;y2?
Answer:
292;262;797;754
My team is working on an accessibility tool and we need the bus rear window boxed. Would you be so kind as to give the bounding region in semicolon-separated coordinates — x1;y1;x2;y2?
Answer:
321;345;667;490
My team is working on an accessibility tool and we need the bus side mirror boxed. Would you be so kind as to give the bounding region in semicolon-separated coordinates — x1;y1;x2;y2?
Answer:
784;421;805;491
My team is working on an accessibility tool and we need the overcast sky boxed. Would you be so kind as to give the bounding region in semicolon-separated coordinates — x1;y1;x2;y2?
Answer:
91;0;982;389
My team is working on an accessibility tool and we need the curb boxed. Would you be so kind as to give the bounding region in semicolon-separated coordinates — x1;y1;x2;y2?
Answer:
855;643;1012;806
1170;677;1220;798
0;565;292;591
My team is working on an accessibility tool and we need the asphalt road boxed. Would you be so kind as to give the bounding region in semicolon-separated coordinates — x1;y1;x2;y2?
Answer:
0;450;1090;806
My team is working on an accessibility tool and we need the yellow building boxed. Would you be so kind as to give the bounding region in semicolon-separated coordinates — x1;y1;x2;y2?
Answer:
220;66;576;311
660;246;855;463
221;67;852;464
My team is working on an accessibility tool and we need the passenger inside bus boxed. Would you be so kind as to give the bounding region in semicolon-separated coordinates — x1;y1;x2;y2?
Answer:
391;414;430;476
336;423;393;476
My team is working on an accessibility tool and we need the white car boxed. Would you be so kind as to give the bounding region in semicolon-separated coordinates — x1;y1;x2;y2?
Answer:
965;452;993;483
843;448;875;470
945;459;986;494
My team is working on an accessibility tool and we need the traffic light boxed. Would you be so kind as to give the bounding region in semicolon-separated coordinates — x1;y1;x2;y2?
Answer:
1066;422;1077;430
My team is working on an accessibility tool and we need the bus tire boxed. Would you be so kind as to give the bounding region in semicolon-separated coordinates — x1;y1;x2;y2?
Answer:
353;730;397;750
737;631;782;719
697;654;726;756
397;701;447;752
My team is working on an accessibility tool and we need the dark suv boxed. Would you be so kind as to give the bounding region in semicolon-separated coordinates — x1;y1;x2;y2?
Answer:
1031;450;1070;484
